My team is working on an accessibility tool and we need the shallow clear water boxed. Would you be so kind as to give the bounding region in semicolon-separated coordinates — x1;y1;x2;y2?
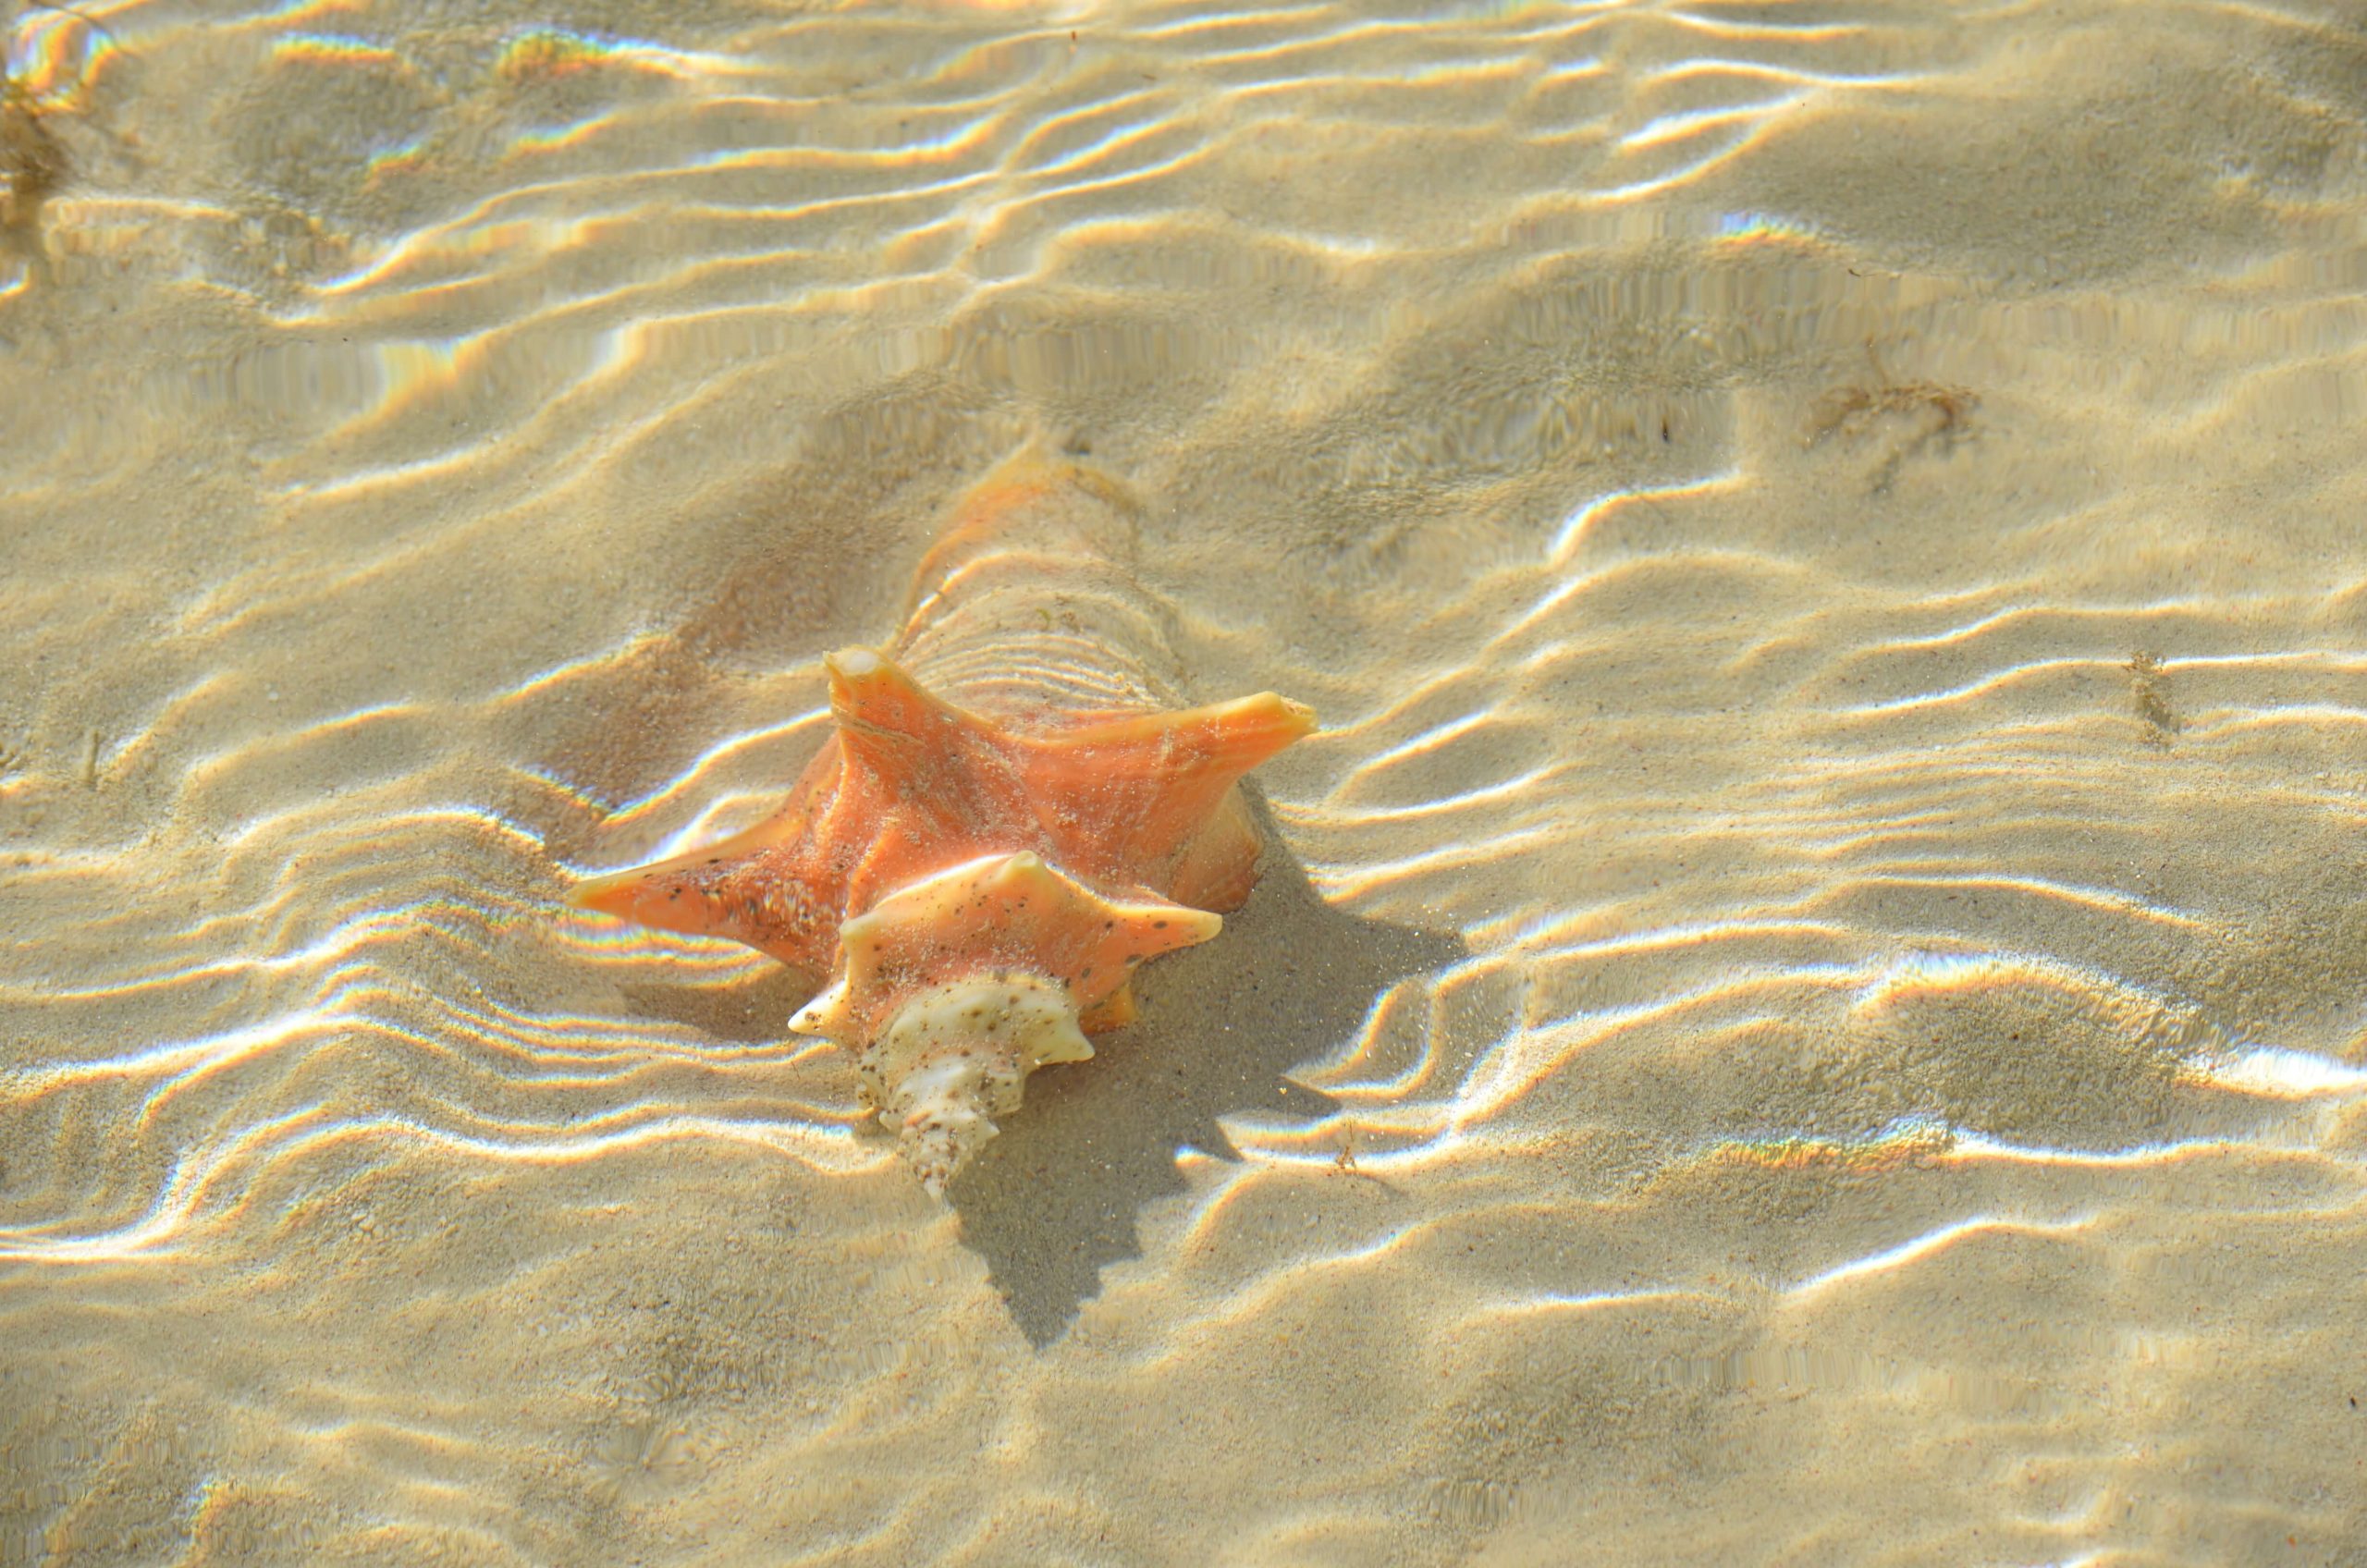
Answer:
6;1;2367;1562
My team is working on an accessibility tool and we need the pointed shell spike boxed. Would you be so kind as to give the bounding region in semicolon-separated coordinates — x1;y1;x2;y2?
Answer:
856;974;1092;1193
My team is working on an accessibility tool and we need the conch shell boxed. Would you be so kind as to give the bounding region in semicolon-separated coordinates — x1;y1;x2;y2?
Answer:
568;451;1314;1194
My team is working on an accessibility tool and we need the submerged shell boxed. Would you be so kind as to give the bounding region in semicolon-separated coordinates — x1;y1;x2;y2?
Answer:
569;448;1314;1194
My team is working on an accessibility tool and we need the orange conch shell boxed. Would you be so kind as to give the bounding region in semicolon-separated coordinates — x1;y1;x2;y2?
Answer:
570;450;1315;1194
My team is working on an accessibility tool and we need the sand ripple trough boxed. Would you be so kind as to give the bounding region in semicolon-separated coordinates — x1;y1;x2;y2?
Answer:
5;0;2367;1562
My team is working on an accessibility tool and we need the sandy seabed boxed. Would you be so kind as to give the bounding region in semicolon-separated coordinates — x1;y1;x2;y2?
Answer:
4;1;2367;1563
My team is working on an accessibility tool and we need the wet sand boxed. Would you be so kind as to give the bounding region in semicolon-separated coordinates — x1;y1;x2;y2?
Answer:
5;1;2367;1562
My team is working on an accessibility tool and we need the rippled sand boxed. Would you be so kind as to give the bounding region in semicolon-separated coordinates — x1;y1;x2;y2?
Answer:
6;1;2367;1562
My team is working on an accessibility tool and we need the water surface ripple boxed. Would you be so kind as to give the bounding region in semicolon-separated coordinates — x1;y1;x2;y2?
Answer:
5;0;2367;1562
